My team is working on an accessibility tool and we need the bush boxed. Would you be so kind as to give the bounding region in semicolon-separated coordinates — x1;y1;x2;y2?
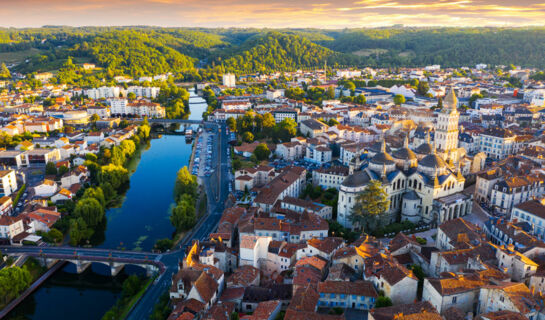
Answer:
154;238;173;252
415;237;427;245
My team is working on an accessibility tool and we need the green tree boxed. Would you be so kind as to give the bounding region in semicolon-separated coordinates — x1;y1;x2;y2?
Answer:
45;162;57;176
170;194;196;231
122;275;143;298
417;82;430;96
328;119;339;126
99;164;129;190
242;131;254;143
58;165;69;177
73;198;105;228
375;296;393;308
154;238;174;252
174;166;198;200
0;63;11;80
0;266;32;306
226;117;237;132
47;228;64;244
393;94;406;105
274;118;297;142
82;187;106;208
353;94;366;105
127;92;137;101
253;143;271;161
351;180;390;231
325;86;335;99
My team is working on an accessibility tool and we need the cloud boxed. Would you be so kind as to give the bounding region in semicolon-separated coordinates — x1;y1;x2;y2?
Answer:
2;0;545;28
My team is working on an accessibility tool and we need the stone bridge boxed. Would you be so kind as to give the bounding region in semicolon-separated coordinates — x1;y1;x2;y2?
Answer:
0;246;166;277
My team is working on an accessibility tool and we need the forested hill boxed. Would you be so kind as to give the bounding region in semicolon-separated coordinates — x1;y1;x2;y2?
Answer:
214;32;356;73
4;27;545;77
319;28;545;68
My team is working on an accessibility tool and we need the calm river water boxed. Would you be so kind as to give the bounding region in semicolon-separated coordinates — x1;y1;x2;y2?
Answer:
7;89;208;320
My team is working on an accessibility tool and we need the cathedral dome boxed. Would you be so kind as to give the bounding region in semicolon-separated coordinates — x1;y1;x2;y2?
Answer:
419;153;447;169
415;142;433;155
368;140;391;154
393;136;417;160
370;152;395;165
370;140;394;165
341;170;371;189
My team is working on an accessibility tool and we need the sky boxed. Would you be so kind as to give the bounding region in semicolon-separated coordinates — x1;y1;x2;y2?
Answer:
3;0;545;28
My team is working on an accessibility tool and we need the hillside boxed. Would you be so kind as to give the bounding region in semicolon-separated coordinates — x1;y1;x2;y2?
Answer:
4;27;545;77
214;32;356;73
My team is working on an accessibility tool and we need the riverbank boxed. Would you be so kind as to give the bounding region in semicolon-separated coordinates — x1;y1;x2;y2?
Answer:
0;261;65;318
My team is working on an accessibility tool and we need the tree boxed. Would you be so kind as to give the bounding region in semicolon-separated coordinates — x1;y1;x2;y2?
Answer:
351;180;390;231
226;117;237;132
253;143;271;161
170;194;196;231
393;94;406;105
73;198;105;228
325;86;335;99
417;81;430;96
274;118;297;142
353;94;366;105
45;162;57;176
127;92;137;101
375;296;393;308
0;63;11;80
90;114;100;122
122;275;143;298
58;165;69;177
48;228;64;244
344;81;356;92
242;131;254;143
154;238;174;252
328;119;339;126
174;166;198;200
82;187;106;208
0;266;32;306
99;164;129;190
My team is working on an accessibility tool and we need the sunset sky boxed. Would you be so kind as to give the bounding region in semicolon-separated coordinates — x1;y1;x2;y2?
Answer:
3;0;545;28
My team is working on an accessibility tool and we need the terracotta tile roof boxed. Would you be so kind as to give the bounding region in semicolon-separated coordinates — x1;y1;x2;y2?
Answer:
476;310;528;320
193;272;218;303
370;301;439;320
332;246;358;260
227;265;260;287
306;237;344;254
250;300;281;320
439;218;481;245
295;256;328;272
293;265;322;287
202;302;235;320
427;274;484;296
388;232;419;253
288;285;319;312
254;166;305;205
220;287;245;302
284;310;344;320
374;263;417;286
318;280;377;297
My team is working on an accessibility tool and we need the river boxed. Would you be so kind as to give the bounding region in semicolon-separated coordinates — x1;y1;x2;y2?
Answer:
7;89;208;320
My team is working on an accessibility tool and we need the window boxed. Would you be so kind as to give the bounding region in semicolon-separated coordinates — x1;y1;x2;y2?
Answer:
452;296;457;304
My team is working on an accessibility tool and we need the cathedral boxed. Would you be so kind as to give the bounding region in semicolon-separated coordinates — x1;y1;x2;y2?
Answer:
337;87;474;230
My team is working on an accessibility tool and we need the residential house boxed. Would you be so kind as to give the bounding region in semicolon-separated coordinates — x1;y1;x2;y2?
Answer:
317;280;378;311
0;170;17;196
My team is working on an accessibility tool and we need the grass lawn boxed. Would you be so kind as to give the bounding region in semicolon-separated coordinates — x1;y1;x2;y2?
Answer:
22;257;47;281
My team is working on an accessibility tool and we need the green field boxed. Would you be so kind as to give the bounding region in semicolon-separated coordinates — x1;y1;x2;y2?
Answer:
0;48;44;65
